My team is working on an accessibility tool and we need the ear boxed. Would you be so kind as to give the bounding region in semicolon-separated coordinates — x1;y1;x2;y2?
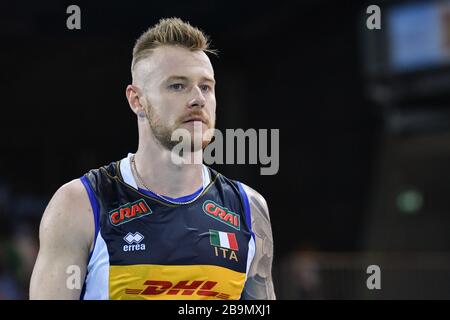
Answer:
126;85;145;115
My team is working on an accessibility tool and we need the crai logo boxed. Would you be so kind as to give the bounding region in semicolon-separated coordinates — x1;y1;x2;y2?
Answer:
109;199;152;226
202;200;240;230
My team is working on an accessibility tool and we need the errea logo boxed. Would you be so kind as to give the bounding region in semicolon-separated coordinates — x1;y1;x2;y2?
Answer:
123;232;146;252
124;232;144;244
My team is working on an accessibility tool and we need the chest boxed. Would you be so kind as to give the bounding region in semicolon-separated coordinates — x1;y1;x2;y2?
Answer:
99;196;250;272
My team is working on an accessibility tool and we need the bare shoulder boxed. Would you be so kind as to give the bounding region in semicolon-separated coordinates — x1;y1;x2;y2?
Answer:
241;184;270;223
39;179;93;250
240;183;276;300
30;178;94;299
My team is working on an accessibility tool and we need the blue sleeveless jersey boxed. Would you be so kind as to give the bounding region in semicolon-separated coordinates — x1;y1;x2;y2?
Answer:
79;155;255;300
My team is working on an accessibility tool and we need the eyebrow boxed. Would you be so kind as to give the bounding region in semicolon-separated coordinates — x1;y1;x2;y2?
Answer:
166;75;215;84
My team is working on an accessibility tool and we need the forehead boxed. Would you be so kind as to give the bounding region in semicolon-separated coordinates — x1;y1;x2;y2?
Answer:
146;45;214;81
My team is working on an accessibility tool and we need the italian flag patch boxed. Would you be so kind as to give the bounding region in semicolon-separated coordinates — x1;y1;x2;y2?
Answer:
209;229;239;251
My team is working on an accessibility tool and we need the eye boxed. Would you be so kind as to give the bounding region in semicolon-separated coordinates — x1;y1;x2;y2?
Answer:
168;83;185;91
199;84;211;93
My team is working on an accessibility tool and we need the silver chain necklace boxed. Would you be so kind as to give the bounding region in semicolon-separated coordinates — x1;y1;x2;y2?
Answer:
130;154;204;205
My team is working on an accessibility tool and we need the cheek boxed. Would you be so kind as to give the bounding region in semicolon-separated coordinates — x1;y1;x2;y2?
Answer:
208;103;216;122
207;96;216;112
149;96;172;120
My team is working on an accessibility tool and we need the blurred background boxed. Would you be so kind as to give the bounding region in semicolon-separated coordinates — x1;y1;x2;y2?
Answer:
1;0;450;299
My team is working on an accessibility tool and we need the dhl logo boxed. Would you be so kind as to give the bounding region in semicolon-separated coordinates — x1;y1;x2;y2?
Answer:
109;199;152;226
125;280;230;299
202;200;240;230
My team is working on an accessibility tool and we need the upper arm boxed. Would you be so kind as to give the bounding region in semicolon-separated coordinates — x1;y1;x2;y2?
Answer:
241;184;276;300
29;179;94;300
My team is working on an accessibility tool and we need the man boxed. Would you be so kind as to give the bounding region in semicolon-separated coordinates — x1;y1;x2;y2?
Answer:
30;18;275;300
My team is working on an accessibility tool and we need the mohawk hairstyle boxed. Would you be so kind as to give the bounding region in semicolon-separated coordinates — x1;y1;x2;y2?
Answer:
131;17;217;72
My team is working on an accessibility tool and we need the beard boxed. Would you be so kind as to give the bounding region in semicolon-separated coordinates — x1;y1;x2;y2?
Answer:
145;99;215;152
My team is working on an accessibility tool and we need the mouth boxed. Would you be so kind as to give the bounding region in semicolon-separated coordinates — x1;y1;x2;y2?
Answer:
182;116;207;125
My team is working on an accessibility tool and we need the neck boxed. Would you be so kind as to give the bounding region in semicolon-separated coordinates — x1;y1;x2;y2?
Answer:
133;136;203;198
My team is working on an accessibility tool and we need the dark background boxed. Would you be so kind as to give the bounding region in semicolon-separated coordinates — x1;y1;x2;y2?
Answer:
1;0;449;299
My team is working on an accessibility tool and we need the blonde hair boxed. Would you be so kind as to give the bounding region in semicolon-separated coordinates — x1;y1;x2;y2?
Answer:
131;17;217;72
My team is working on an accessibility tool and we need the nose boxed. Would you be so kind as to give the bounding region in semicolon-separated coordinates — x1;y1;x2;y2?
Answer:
188;86;206;108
